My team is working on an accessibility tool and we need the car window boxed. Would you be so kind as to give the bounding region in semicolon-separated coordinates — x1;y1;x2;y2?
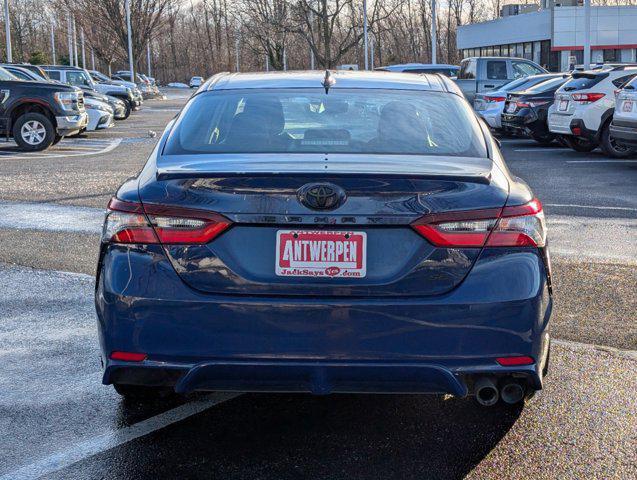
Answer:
66;70;93;87
523;76;567;93
486;61;508;80
458;60;476;80
611;74;637;88
46;70;61;81
511;61;544;79
562;73;608;91
0;67;17;81
164;88;487;158
8;69;32;80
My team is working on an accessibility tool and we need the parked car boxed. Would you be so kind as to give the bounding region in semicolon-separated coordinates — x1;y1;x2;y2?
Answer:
114;71;157;98
43;66;136;118
610;76;637;150
83;96;114;131
375;63;459;77
97;71;551;407
3;63;50;80
0;66;87;151
455;57;547;103
548;66;637;157
89;70;143;111
0;64;49;82
474;73;562;130
501;75;570;145
189;76;203;88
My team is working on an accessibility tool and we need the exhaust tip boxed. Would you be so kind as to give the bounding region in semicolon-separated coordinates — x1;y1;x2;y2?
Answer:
475;377;499;406
501;382;525;404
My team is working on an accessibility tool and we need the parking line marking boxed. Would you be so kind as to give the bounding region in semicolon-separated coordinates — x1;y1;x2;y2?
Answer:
0;138;122;161
566;159;637;164
545;203;637;212
0;393;239;480
513;148;569;152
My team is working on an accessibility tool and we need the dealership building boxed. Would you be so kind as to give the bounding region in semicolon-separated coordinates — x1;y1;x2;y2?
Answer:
457;1;637;72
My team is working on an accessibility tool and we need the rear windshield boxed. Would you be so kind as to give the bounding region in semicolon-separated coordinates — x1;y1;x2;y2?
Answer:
523;76;567;93
164;88;487;157
562;74;607;91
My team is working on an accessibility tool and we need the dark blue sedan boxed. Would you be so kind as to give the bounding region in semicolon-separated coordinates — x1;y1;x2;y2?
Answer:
96;71;552;407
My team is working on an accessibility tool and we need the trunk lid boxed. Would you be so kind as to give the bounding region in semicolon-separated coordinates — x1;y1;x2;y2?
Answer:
140;154;509;297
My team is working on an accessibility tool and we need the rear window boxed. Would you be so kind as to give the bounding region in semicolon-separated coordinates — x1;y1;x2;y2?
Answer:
164;88;487;157
562;73;608;91
523;76;567;93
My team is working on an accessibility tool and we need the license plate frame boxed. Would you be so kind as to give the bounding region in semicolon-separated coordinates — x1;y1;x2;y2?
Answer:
275;230;367;278
623;100;633;112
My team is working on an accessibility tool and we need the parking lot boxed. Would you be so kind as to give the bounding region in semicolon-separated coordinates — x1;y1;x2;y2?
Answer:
0;88;635;480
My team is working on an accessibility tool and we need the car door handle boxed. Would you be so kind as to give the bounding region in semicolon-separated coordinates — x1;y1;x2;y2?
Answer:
484;84;495;88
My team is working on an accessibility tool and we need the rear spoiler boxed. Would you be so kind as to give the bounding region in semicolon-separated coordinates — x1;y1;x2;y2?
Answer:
156;154;493;184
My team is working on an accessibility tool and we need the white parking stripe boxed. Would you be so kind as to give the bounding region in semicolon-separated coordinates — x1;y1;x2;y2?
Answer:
0;138;121;160
0;201;103;233
545;203;637;212
0;393;239;480
566;159;637;164
513;148;569;152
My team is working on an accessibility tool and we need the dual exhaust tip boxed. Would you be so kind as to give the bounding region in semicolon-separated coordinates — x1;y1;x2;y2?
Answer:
475;377;525;406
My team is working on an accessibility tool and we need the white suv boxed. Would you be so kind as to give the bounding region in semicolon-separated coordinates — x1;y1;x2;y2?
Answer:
610;76;637;150
548;67;637;157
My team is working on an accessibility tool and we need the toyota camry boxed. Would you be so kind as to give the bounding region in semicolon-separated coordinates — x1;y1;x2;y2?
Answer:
96;70;552;407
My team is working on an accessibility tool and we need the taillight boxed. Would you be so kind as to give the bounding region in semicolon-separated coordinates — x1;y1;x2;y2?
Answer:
411;198;546;248
571;92;605;104
484;96;506;103
102;198;231;244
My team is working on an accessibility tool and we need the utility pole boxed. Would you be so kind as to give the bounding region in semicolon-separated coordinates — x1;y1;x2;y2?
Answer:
50;18;56;64
283;47;287;71
370;35;375;70
235;32;240;72
583;0;591;69
146;42;151;77
431;0;437;64
125;0;134;79
91;49;95;70
80;28;86;68
265;54;269;72
67;11;72;66
72;16;78;67
3;0;11;62
309;8;315;70
363;0;369;70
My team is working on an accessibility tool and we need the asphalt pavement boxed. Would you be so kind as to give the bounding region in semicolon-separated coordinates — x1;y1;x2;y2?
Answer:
0;89;635;479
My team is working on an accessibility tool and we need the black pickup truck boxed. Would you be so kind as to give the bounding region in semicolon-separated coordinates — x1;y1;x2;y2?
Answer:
0;67;88;151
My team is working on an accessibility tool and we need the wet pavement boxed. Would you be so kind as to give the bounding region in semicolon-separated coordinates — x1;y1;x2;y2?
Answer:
0;89;635;479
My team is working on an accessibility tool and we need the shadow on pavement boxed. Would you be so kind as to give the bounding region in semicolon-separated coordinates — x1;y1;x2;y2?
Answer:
57;393;523;480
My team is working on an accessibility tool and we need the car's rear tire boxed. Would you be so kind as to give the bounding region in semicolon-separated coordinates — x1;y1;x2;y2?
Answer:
530;132;556;146
600;121;634;158
562;135;597;152
113;383;173;401
12;112;55;151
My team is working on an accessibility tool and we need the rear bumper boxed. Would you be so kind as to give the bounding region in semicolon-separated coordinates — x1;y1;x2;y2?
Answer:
610;120;637;146
96;245;552;396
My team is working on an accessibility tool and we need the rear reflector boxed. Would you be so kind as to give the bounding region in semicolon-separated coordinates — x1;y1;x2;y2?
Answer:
110;351;147;362
496;356;534;366
102;198;231;245
411;198;546;248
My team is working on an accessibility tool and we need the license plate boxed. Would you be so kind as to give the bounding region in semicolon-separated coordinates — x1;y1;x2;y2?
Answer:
276;230;367;278
558;99;569;111
506;102;516;113
623;100;633;112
